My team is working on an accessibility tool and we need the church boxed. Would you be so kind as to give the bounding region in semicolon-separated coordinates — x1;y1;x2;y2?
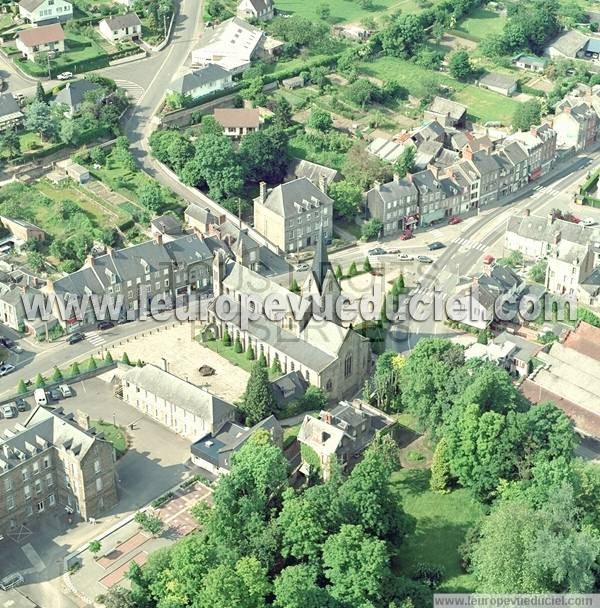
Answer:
207;231;372;401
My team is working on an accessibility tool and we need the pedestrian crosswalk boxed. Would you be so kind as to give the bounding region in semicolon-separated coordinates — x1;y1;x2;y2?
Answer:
86;331;106;347
453;237;487;252
114;79;145;104
531;185;563;199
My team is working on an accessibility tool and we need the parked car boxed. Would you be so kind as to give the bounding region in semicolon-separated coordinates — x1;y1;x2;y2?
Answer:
59;384;72;398
581;217;597;227
15;398;29;412
34;388;47;406
398;253;415;262
67;332;85;345
295;263;310;272
57;71;73;80
0;363;15;376
0;572;24;590
417;255;434;264
368;247;386;256
448;216;462;225
1;404;16;419
0;337;23;354
97;320;115;330
48;388;62;402
428;241;445;251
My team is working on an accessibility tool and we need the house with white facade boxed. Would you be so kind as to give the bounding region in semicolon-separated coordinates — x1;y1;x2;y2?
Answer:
191;17;264;74
121;364;236;442
236;0;274;21
167;64;233;100
98;13;142;44
18;0;72;25
16;23;65;61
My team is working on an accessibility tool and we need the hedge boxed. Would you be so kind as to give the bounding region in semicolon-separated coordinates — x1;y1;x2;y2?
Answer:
580;170;599;195
520;84;546;98
447;28;481;43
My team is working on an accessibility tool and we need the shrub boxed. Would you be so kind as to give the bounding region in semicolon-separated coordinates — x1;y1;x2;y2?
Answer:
258;352;267;367
17;379;27;394
34;373;45;388
271;356;281;374
134;511;164;536
51;367;63;383
246;344;255;360
234;336;243;353
348;261;358;277
363;257;372;273
122;352;131;365
222;328;231;347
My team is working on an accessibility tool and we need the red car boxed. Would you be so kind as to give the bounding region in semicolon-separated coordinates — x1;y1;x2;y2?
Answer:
400;230;413;241
448;216;462;225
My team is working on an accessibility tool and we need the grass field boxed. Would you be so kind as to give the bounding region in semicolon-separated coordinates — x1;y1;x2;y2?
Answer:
391;468;485;592
93;420;127;457
456;8;506;40
453;85;521;124
275;0;401;23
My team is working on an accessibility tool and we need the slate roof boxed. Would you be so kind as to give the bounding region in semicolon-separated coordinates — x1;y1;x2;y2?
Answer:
471;150;502;175
0;93;23;121
240;0;272;12
18;23;64;47
479;72;517;90
257;177;333;218
101;13;142;30
54;79;102;109
123;364;235;424
586;38;600;54
151;214;182;236
53;234;214;297
366;175;418;204
427;96;467;121
168;65;231;95
506;215;600;245
0;406;106;471
289;158;338;186
185;204;219;225
271;371;308;408
19;0;69;12
548;29;589;57
500;141;529;165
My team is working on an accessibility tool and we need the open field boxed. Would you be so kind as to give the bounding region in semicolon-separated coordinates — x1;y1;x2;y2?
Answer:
456;8;506;40
391;468;485;592
275;0;400;23
453;85;521;124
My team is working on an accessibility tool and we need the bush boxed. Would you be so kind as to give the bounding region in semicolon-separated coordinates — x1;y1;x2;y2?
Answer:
246;344;255;360
414;564;444;589
222;328;231;347
348;261;358;277
271;356;281;374
258;352;267;367
234;336;243;353
34;373;45;389
134;511;164;536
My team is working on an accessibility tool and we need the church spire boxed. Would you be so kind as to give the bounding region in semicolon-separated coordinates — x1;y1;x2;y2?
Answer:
312;222;333;291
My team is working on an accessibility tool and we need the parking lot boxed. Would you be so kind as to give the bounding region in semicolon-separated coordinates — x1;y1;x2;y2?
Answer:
0;376;194;607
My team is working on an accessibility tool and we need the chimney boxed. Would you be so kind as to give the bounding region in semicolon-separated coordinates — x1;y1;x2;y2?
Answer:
406;172;413;183
548;211;555;225
259;181;267;203
428;164;439;178
445;167;454;179
75;410;90;431
563;105;571;114
373;180;381;192
106;245;113;256
161;357;168;372
393;173;400;184
530;125;538;138
462;145;473;161
524;208;531;217
84;254;95;267
318;173;327;192
155;232;163;246
322;411;332;424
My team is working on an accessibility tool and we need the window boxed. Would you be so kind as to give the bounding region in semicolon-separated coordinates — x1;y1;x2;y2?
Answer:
7;495;14;510
49;494;55;507
344;355;353;378
26;505;33;517
96;478;103;492
4;477;11;492
36;501;44;513
94;460;101;474
32;461;39;475
22;468;28;481
35;479;42;494
43;456;50;469
24;484;31;499
46;473;53;487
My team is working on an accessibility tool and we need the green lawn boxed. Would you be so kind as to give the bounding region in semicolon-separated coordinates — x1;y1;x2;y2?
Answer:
456;8;506;40
453;85;521;125
198;337;281;379
275;0;401;23
359;56;456;91
391;468;485;592
92;420;127;457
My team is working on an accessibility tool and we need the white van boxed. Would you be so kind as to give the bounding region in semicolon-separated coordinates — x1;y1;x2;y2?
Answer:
34;388;47;407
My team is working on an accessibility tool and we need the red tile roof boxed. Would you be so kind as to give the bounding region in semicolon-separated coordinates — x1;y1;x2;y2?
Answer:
18;23;65;48
563;321;600;361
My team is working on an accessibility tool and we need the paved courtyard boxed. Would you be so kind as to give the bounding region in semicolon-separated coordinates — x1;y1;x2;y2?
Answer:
68;481;211;602
106;322;249;402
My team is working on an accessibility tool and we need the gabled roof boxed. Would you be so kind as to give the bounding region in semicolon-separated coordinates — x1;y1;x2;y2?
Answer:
168;64;231;95
54;79;102;109
150;214;182;236
427;96;467;121
289;158;338;186
257;177;333;218
239;0;273;12
194;17;263;66
214;107;260;129
547;29;589;57
101;13;142;30
367;175;418;203
479;72;517;90
123;364;235;423
0;93;22;120
19;0;71;12
18;23;65;47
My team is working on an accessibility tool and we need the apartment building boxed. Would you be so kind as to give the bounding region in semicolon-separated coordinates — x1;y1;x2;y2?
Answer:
365;174;419;236
44;233;217;331
0;406;117;536
253;177;334;253
553;99;599;151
